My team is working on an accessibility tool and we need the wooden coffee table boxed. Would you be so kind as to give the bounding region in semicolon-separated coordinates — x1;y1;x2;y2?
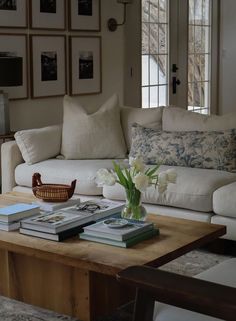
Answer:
0;192;226;321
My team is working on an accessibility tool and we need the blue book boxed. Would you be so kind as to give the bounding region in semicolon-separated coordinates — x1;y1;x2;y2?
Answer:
0;203;40;223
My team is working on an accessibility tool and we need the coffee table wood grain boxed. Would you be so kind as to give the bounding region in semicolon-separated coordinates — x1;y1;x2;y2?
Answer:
0;192;226;321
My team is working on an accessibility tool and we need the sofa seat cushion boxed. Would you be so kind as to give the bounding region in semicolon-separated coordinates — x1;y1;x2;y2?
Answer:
15;159;124;196
213;182;236;218
154;258;236;321
103;165;236;212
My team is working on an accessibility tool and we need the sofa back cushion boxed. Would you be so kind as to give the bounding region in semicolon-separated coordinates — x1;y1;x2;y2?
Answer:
15;125;62;165
61;94;127;159
129;123;236;172
163;107;236;131
121;106;163;151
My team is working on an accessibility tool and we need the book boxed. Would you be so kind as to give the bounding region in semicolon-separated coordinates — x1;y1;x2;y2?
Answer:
61;199;124;221
83;219;154;241
33;197;81;212
79;228;159;248
21;210;95;234
0;221;20;231
0;203;40;223
19;224;85;242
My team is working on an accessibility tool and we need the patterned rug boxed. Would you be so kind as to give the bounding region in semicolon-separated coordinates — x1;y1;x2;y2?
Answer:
0;249;232;321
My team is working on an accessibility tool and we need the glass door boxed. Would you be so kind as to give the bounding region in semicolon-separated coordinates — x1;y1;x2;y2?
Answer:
141;0;218;114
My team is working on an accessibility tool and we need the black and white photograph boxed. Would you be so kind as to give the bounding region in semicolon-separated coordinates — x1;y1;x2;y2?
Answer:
0;0;27;27
30;0;65;30
78;0;92;16
69;0;100;31
0;0;16;10
40;0;56;13
30;35;66;98
41;51;57;81
79;51;93;79
0;34;28;99
70;36;101;95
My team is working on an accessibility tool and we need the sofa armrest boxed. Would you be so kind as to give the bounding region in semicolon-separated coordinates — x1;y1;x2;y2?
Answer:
117;265;236;321
1;141;24;193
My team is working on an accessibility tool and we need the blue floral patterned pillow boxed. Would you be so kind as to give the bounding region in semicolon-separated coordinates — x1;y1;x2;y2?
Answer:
129;123;236;172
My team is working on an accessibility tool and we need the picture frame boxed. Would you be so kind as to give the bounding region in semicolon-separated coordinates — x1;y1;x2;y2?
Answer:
0;0;27;28
69;36;101;95
30;35;67;98
30;0;66;30
69;0;101;31
0;34;28;100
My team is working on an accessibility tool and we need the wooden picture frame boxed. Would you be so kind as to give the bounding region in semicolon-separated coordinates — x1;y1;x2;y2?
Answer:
69;0;101;31
0;34;28;100
30;0;66;30
69;36;101;95
0;0;27;28
30;35;67;98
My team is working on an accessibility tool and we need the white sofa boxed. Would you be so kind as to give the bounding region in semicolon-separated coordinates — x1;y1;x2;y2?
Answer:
2;97;236;241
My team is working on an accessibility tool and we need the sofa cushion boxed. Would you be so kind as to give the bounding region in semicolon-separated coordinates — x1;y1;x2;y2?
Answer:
103;165;236;212
153;258;236;321
120;106;163;151
129;123;236;172
213;182;236;218
15;159;125;196
61;94;127;159
14;125;61;165
163;106;236;131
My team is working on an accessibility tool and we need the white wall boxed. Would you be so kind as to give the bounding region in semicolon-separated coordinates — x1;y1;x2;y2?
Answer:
8;0;125;130
218;0;236;114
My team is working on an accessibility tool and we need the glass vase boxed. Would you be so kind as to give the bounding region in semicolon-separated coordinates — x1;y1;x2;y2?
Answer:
121;188;147;221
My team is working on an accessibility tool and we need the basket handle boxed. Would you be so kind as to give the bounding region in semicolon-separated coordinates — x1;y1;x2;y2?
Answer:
32;173;43;188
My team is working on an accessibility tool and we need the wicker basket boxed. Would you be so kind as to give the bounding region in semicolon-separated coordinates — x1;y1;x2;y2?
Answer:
32;173;76;202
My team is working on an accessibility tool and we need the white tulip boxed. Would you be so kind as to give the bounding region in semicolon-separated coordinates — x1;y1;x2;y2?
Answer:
96;168;116;186
133;173;150;192
165;168;177;183
158;172;168;193
129;157;145;173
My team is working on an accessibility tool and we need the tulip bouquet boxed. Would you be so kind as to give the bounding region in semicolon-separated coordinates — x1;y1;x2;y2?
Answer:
96;157;177;220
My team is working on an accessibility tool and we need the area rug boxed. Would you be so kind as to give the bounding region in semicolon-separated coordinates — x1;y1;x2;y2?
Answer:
0;249;232;321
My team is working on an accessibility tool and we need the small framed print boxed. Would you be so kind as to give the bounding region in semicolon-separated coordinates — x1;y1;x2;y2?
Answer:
69;0;100;31
0;34;28;100
30;0;66;30
30;35;67;98
69;36;101;95
0;0;27;28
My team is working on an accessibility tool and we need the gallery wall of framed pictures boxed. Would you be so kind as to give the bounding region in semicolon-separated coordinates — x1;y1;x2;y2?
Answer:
0;0;102;99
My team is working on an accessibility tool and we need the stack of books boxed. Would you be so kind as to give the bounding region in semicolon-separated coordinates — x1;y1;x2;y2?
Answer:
0;203;40;231
79;219;158;248
34;197;80;212
19;199;124;241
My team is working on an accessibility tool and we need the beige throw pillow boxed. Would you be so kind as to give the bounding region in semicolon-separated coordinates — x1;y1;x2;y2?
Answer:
61;94;127;159
121;106;163;151
163;107;236;131
15;125;62;165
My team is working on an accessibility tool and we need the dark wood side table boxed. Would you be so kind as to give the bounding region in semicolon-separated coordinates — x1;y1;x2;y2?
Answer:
0;132;15;143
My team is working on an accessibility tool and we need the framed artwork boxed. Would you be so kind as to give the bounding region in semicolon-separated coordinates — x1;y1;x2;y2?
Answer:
69;36;101;95
0;34;28;100
30;0;66;30
69;0;100;31
0;0;27;28
30;35;67;98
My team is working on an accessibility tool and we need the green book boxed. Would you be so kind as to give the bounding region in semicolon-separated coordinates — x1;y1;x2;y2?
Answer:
79;228;159;248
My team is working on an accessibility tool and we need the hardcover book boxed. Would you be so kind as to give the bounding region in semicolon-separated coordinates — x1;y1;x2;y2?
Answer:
0;221;20;231
79;228;159;248
21;210;94;234
61;199;124;220
34;197;80;212
83;219;154;241
0;203;40;223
